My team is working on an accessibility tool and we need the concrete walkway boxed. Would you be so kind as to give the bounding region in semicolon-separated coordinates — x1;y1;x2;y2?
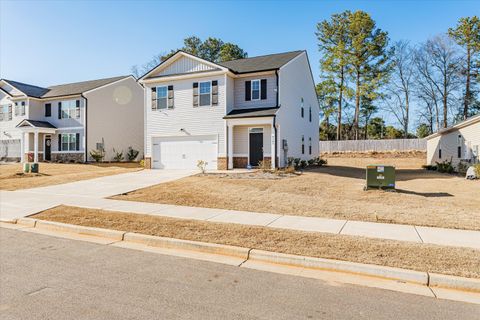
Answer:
1;169;479;250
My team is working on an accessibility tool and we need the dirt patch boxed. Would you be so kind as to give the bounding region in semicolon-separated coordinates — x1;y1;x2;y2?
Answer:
199;171;299;180
113;156;480;230
322;150;426;159
0;163;142;191
32;205;480;279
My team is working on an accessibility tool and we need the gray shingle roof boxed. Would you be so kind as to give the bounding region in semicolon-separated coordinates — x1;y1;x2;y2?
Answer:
2;76;129;99
17;119;56;129
223;107;279;119
219;51;304;74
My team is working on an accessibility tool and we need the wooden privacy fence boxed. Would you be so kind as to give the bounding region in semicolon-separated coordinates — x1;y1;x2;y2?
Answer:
319;139;426;153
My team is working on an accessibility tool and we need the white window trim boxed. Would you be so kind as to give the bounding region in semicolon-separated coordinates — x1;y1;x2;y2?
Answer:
251;79;261;101
199;81;212;107
60;133;77;151
156;85;168;110
60;100;78;119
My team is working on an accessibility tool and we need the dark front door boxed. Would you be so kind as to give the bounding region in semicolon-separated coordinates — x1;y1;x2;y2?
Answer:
249;132;263;167
45;137;51;161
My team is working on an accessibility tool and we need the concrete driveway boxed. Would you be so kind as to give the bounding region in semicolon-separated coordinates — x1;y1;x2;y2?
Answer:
0;169;195;221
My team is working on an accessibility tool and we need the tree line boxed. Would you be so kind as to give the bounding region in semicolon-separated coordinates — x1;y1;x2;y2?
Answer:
316;11;480;140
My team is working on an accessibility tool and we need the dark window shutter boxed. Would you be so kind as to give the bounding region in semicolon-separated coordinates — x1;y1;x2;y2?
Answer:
76;133;80;151
439;149;442;159
458;146;461;158
260;79;267;100
75;100;80;118
58;102;62;119
45;103;51;117
151;87;157;110
212;80;218;106
58;134;62;151
8;105;12;120
301;107;304;118
309;107;312;122
193;82;199;107
167;85;174;109
14;102;19;116
245;81;251;101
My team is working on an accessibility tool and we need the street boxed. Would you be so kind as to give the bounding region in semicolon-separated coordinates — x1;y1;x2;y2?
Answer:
1;228;479;320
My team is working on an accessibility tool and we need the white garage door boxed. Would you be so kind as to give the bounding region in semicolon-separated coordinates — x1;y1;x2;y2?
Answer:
152;135;218;169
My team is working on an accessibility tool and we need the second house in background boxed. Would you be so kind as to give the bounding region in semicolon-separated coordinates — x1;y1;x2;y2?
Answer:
139;50;319;170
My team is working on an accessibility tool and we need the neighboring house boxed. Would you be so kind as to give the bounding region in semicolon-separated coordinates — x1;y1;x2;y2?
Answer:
426;114;480;168
139;50;319;170
0;76;144;163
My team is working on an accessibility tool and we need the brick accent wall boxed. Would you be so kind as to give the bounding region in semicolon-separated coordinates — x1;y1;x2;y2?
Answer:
144;157;152;169
233;157;248;168
51;153;84;163
25;153;44;162
217;157;227;170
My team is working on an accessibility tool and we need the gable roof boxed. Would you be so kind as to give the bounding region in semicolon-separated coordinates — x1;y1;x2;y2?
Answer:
16;119;56;129
140;50;305;80
1;76;130;99
223;107;279;119
219;50;304;74
425;114;480;140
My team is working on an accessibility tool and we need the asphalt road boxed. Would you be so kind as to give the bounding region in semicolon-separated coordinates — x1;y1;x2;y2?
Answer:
1;228;479;320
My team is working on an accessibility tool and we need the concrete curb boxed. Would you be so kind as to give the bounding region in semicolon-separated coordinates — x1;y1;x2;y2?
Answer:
4;218;479;294
123;232;250;259
430;273;480;293
34;220;125;241
248;249;428;285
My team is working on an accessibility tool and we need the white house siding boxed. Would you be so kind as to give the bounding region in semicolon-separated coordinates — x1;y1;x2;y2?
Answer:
152;56;217;77
0;94;28;141
144;74;227;159
226;75;235;114
276;52;320;165
427;119;480;167
232;125;271;156
233;73;277;109
85;77;144;161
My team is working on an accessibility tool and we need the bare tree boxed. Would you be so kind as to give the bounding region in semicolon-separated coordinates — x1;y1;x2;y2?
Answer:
384;41;415;137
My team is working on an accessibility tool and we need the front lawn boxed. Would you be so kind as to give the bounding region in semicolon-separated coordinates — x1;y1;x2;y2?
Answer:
0;162;142;191
113;156;480;230
32;205;480;279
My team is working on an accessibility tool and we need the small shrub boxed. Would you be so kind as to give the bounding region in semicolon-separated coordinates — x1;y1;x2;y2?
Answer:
139;159;145;168
474;164;480;178
457;161;470;175
197;160;208;173
436;159;454;174
113;148;124;162
258;159;272;172
89;149;104;162
127;147;139;161
283;166;296;174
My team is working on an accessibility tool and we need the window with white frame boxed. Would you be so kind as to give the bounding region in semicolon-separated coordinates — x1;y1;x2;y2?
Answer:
61;100;79;119
199;81;211;106
251;80;260;100
0;105;12;121
156;86;168;109
302;135;305;154
14;102;25;116
61;133;77;151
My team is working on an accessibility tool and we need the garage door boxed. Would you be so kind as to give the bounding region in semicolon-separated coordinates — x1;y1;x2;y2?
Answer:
152;135;218;169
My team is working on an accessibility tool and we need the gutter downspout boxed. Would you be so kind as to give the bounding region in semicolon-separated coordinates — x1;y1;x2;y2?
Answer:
81;93;88;162
274;70;279;168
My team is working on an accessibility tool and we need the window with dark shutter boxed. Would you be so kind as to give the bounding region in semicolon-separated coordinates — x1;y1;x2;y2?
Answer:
151;87;157;110
8;105;12;120
439;149;442;159
14;102;19;116
167;85;174;109
309;107;312;122
58;134;62;151
260;79;267;100
245;81;251;101
458;146;462;158
45;103;52;117
212;80;218;106
75;100;80;118
76;133;80;151
193;82;199;107
58;102;62;119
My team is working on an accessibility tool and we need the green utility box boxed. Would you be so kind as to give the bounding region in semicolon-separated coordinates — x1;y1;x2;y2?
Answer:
30;163;39;173
23;163;30;173
365;165;395;190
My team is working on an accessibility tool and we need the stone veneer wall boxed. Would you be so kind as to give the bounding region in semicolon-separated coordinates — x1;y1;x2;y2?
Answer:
51;153;84;163
144;157;152;169
217;157;227;170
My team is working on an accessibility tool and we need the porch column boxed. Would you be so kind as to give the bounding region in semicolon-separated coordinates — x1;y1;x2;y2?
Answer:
228;124;234;169
271;124;276;169
34;130;39;163
20;132;25;163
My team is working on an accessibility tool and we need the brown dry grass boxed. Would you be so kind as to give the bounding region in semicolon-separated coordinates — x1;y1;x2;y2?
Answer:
0;162;142;191
113;156;480;230
33;205;480;279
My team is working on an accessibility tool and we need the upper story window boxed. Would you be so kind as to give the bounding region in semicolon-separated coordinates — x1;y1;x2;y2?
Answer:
300;98;304;118
0;104;12;121
156;86;168;109
14;101;26;116
59;100;80;119
309;107;312;122
45;103;51;117
199;81;211;106
251;80;260;100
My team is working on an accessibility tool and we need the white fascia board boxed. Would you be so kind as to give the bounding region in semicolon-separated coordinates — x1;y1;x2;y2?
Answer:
140;70;228;85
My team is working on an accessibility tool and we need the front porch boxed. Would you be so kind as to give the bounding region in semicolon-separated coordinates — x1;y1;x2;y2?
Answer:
17;120;57;163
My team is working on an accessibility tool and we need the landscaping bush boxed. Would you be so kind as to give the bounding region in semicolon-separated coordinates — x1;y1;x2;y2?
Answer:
436;159;454;174
127;147;139;161
89;149;104;162
197;160;208;174
457;161;470;175
474;164;480;178
422;165;437;171
113;148;124;162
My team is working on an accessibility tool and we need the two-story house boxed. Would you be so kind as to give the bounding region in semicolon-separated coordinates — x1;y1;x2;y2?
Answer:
139;50;319;170
0;76;144;163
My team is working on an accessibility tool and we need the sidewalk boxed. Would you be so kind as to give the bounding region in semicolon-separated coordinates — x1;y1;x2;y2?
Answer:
1;170;479;250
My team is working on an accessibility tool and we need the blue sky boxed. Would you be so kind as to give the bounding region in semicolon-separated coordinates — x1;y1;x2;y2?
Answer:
0;0;478;88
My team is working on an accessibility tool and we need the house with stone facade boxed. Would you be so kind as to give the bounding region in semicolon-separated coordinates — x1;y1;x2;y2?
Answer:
0;76;144;163
139;50;319;170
